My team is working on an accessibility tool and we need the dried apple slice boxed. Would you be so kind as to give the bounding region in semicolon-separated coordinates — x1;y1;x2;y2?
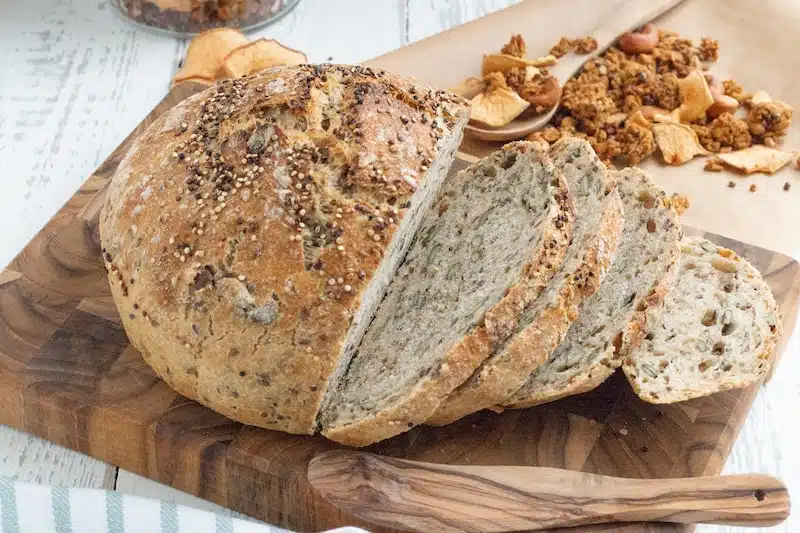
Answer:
221;39;308;79
171;76;215;89
449;77;485;99
717;146;795;174
653;121;709;165
470;73;530;127
674;70;714;123
173;28;249;84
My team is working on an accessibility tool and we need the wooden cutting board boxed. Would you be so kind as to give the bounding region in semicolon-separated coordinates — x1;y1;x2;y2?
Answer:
1;4;799;533
0;81;798;533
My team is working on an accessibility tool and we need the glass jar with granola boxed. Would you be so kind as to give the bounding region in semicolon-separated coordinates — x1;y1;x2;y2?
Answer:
114;0;301;35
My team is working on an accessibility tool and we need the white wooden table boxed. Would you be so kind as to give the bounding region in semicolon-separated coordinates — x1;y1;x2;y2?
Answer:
0;1;797;531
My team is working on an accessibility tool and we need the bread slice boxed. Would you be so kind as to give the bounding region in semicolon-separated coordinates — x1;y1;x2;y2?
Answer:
427;138;625;426
623;237;781;403
319;142;575;446
502;167;682;409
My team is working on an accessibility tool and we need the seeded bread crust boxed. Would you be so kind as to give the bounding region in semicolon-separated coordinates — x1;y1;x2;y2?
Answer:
623;237;781;403
321;142;575;446
427;138;624;426
100;65;469;435
502;168;681;409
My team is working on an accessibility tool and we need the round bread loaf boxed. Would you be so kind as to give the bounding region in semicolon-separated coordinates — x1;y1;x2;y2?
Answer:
100;65;469;435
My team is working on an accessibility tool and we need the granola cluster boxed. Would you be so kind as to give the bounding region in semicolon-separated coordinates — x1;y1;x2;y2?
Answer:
526;29;794;175
549;36;598;58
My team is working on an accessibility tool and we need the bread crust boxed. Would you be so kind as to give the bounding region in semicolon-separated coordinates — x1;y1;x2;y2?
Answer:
321;141;575;446
100;65;469;435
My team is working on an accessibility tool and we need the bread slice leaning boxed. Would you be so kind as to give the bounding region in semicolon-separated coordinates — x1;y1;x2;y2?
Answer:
623;237;781;403
427;138;625;426
502;167;682;409
319;142;575;446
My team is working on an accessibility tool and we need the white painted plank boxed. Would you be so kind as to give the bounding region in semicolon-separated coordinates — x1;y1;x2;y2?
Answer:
0;426;116;489
248;0;406;64
405;0;521;43
0;0;185;271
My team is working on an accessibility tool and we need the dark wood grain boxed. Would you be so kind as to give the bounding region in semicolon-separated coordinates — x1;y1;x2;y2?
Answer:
308;450;790;533
0;56;798;533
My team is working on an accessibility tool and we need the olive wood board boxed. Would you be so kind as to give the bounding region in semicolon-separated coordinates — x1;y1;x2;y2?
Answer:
0;79;797;533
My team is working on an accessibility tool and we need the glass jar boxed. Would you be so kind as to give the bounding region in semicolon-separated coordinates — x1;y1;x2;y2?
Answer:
114;0;302;36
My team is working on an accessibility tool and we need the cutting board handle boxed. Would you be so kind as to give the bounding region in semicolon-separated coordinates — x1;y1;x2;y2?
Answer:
308;451;791;532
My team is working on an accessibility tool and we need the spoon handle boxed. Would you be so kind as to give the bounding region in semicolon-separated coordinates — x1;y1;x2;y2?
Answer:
309;451;790;533
550;0;686;83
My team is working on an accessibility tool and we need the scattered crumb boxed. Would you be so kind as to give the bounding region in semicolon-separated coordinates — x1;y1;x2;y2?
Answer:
750;184;757;192
784;182;791;191
698;37;719;61
501;34;527;58
705;158;725;172
619;428;629;436
549;36;573;58
723;79;744;102
573;36;598;54
665;193;690;215
640;445;650;452
728;180;736;188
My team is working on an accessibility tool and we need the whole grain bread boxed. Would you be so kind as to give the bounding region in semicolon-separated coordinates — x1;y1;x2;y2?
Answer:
100;65;469;435
623;237;781;403
503;167;682;409
427;138;624;426
320;142;575;446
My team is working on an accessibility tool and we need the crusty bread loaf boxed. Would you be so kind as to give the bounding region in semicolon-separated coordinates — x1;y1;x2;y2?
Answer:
623;237;781;403
427;138;625;426
100;65;469;435
503;167;682;409
320;142;575;446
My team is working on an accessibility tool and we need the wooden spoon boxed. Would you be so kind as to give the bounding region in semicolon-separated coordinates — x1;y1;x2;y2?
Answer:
308;450;790;533
465;0;687;142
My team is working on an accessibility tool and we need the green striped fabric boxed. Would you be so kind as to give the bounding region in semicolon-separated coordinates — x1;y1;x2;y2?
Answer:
0;477;367;533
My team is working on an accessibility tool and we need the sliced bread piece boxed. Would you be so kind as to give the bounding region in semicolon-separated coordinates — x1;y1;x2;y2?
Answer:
319;142;575;446
427;137;625;426
502;167;682;409
623;237;781;403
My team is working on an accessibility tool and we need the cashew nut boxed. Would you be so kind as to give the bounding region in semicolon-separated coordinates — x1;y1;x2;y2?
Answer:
618;24;659;54
520;75;562;113
707;85;739;118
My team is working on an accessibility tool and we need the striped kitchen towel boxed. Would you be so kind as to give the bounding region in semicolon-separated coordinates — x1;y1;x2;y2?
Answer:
0;477;368;533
